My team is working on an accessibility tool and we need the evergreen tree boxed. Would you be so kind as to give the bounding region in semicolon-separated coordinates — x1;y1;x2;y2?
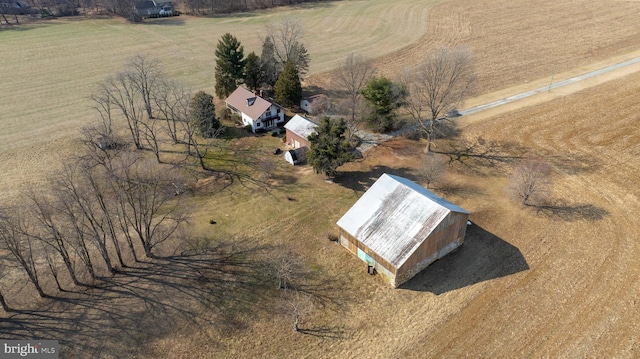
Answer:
260;36;280;89
274;60;302;108
190;91;220;138
307;117;353;178
360;77;407;132
215;33;246;99
244;52;263;92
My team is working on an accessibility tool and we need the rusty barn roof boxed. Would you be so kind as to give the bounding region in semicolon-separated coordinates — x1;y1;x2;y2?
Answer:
284;115;318;139
336;174;469;268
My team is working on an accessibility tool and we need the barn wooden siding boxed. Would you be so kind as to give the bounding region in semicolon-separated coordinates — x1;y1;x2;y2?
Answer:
340;212;468;287
339;228;397;284
395;211;468;286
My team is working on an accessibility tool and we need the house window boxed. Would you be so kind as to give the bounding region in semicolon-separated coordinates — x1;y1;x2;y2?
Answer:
256;122;262;127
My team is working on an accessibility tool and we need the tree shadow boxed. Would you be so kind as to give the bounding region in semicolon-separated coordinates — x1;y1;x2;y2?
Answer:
0;22;52;31
435;139;525;176
142;17;185;26
436;181;485;199
0;239;270;358
545;152;601;175
333;165;417;195
298;325;345;340
400;225;529;294
205;1;336;19
535;201;609;222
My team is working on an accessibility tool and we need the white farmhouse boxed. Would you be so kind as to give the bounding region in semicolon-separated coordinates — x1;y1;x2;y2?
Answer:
225;87;285;133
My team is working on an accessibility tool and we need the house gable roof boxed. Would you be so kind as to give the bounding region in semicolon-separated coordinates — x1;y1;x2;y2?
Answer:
225;86;275;120
336;173;469;268
284;114;318;139
303;94;329;104
134;0;156;9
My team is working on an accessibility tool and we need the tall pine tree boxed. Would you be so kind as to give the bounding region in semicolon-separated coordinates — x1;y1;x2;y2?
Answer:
260;36;280;89
215;33;246;99
274;60;302;108
307;117;353;178
244;52;263;92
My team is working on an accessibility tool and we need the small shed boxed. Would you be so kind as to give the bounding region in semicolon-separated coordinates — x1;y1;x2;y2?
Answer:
284;147;309;165
284;114;317;149
336;173;470;287
300;94;330;116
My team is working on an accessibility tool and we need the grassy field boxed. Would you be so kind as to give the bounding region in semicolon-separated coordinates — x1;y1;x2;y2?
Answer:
0;0;433;152
0;0;436;200
3;0;640;357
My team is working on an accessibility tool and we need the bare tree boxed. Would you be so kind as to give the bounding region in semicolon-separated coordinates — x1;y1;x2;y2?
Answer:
29;190;83;286
52;164;117;275
270;250;306;290
264;17;310;77
0;8;9;25
52;178;98;281
140;116;162;163
419;153;446;189
0;252;13;311
42;242;64;292
509;157;553;206
283;289;314;332
0;275;11;312
111;157;188;258
403;47;476;153
179;113;224;171
100;72;146;150
308;94;331;117
80;163;128;269
153;79;191;145
0;208;47;298
89;87;120;150
125;54;162;120
334;53;376;136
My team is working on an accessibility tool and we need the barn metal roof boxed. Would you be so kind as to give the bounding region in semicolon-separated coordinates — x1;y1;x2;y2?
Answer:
284;115;318;139
336;174;470;268
225;87;276;120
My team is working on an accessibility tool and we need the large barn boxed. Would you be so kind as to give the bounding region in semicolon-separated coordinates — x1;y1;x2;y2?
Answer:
336;174;470;288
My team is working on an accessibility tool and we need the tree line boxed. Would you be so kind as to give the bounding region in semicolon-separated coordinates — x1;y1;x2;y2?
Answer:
214;17;309;108
0;52;244;310
301;47;477;179
180;0;324;17
0;0;326;23
0;141;189;309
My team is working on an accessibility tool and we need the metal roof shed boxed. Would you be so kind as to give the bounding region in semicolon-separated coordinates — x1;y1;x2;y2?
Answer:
284;114;317;148
336;173;470;287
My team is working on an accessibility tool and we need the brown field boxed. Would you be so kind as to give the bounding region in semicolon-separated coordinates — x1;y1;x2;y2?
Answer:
3;0;640;357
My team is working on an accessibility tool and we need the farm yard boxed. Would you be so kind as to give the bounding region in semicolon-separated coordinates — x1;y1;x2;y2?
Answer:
2;0;640;357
